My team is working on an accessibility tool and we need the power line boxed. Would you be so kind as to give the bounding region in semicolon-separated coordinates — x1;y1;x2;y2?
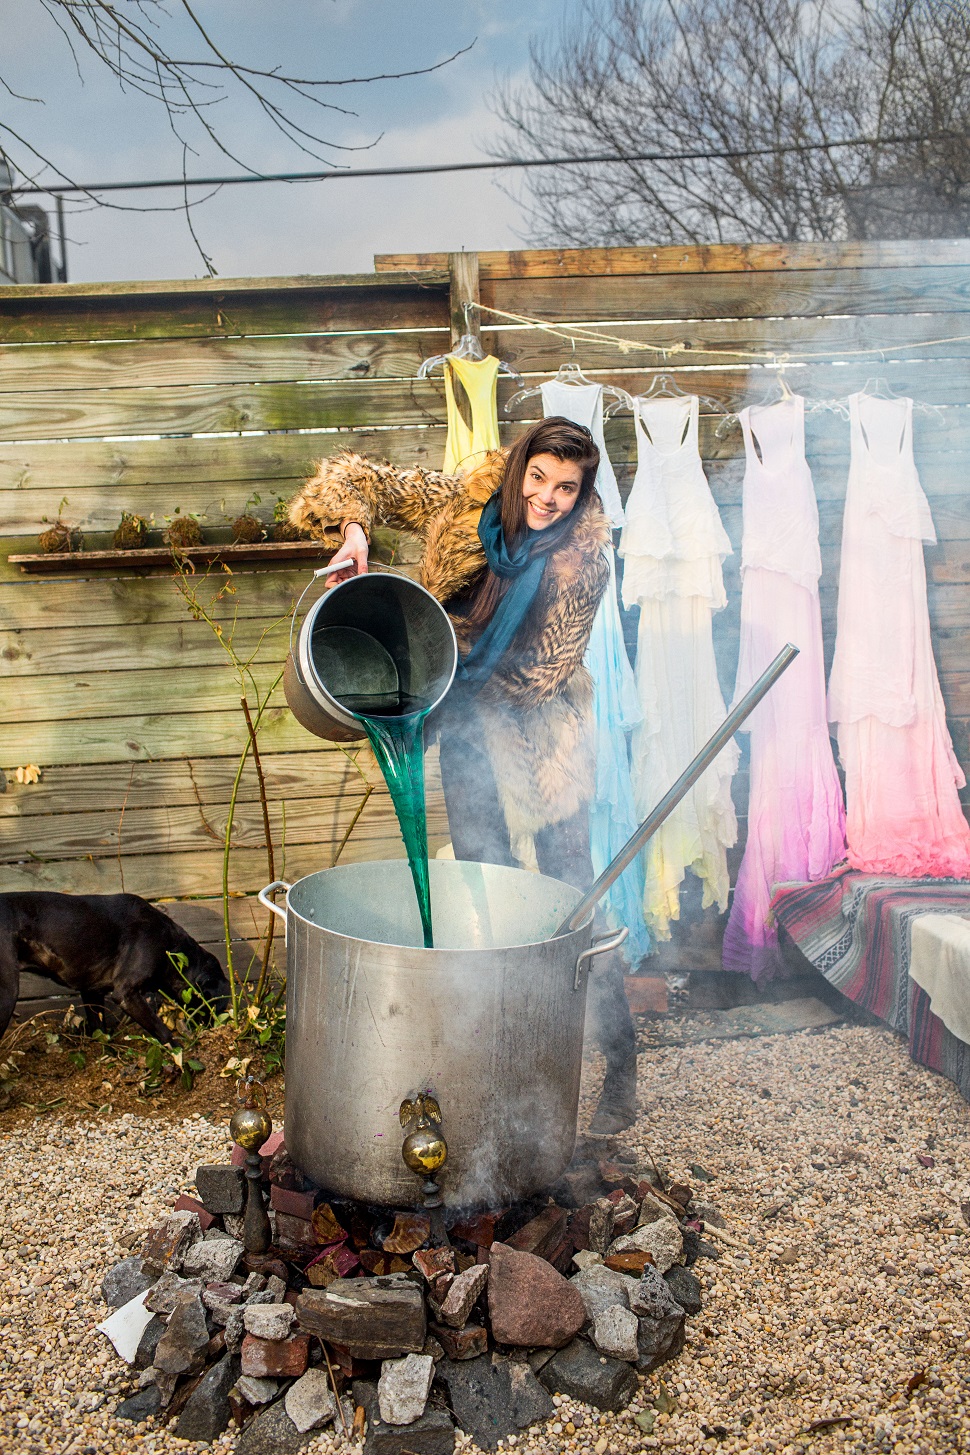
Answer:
4;132;957;198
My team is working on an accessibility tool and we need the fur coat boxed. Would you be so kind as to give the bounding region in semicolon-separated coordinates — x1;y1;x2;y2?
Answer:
289;450;610;836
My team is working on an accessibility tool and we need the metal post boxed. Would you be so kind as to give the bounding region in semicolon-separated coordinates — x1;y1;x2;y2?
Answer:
56;196;68;282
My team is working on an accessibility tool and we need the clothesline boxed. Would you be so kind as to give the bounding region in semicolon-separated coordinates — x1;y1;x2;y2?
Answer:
474;300;970;369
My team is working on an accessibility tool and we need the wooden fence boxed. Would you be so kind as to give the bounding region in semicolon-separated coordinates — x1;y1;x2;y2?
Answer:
2;241;969;974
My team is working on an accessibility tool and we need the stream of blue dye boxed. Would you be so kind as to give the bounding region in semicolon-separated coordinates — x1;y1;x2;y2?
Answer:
355;705;433;949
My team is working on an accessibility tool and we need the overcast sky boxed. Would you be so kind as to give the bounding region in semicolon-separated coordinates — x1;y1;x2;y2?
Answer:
2;0;571;282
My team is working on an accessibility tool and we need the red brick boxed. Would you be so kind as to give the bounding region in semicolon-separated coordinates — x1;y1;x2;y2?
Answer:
451;1212;498;1248
506;1206;568;1261
269;1185;316;1220
274;1212;317;1252
173;1195;215;1231
240;1332;310;1379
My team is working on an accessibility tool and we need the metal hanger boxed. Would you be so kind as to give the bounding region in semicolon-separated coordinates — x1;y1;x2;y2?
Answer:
715;367;801;437
807;376;942;421
505;358;634;415
418;303;523;384
614;371;731;424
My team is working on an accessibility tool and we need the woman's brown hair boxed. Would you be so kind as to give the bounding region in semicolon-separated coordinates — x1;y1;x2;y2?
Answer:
462;416;601;638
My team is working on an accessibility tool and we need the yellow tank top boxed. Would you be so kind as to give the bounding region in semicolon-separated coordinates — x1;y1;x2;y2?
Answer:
442;353;501;474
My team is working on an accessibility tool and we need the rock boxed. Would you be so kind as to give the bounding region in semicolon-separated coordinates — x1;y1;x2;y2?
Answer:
435;1355;553;1451
235;1398;314;1455
558;1164;606;1207
145;1270;203;1315
505;1206;568;1260
608;1201;684;1274
536;1338;637;1412
270;1184;316;1220
450;1211;501;1248
438;1263;488;1328
381;1212;431;1255
285;1368;338;1433
610;1194;640;1237
664;1265;702;1316
604;1251;655;1276
203;1279;244;1307
196;1164;247;1215
693;1200;726;1228
134;1315;166;1371
102;1256;155;1308
115;1385;162;1423
173;1194;216;1231
631;1266;686;1372
429;1321;488;1361
175;1352;240;1441
588;1197;617;1254
571;1263;640;1322
241;1333;311;1378
379;1352;434;1425
224;1308;246;1353
571;1249;603;1272
275;1212;317;1252
297;1275;426;1359
355;1379;456;1455
310;1202;347;1246
181;1236;244;1282
591;1305;640;1362
236;1374;279;1405
486;1242;586;1348
243;1301;295;1340
141;1210;201;1277
96;1290;156;1364
153;1294;210;1377
413;1247;456;1285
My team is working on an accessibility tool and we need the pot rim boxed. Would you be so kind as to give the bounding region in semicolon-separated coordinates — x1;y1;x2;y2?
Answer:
281;859;594;955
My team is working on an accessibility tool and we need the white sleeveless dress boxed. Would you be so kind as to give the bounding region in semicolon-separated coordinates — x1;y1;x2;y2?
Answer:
827;392;970;877
722;396;846;981
619;395;738;940
539;380;625;526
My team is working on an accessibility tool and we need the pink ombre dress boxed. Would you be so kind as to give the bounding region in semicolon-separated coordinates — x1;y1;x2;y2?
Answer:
828;392;970;878
722;396;846;980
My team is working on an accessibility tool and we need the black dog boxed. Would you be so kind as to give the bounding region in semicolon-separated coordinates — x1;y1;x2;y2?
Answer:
0;892;230;1044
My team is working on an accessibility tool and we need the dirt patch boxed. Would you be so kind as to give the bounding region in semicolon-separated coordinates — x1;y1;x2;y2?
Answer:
0;1014;285;1130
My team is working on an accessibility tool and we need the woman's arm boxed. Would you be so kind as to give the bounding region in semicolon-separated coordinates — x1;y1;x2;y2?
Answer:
288;451;465;551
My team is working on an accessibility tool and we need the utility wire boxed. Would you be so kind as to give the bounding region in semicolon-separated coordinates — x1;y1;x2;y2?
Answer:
4;131;958;197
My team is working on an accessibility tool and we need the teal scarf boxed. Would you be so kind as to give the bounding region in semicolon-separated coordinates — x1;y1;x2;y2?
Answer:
457;491;575;693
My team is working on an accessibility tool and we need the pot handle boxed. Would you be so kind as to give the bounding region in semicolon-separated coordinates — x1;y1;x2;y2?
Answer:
258;879;291;926
573;925;629;991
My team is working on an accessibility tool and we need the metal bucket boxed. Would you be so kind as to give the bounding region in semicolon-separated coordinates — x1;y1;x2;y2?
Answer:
284;570;458;743
260;860;626;1208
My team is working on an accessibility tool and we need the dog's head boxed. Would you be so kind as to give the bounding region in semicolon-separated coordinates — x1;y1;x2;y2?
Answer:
164;927;232;1016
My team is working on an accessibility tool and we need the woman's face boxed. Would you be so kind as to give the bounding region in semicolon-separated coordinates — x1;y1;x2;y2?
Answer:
521;452;583;531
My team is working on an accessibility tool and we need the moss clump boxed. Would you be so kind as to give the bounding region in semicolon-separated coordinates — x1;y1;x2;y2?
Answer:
231;513;265;544
39;521;83;554
165;513;204;549
112;513;149;550
270;497;304;542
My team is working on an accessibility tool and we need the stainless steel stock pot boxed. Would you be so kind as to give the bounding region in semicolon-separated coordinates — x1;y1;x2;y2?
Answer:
259;859;626;1208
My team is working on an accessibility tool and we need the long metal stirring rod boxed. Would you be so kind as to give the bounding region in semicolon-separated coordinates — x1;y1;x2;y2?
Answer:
556;642;800;936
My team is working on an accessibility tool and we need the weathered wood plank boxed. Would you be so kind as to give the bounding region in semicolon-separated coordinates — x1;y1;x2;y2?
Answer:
0;806;452;899
376;241;970;278
0;378;449;443
483;267;970;324
0;613;295;675
488;311;970;372
6;660;290;725
7;539;336;576
0;284;449;345
0;748;384;816
0;271;450;301
0;781;430;863
0;426;450;493
0;329;448;394
0;703;317;765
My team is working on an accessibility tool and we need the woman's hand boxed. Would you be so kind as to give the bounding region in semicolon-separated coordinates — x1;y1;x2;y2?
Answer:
327;522;369;583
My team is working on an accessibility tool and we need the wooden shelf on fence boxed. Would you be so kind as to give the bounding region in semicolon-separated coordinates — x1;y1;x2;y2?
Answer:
7;540;333;574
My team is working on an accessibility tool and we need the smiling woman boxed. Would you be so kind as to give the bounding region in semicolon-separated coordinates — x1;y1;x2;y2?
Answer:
288;415;640;1133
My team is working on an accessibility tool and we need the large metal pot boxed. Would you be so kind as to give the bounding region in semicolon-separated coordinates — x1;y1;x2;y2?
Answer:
259;859;626;1209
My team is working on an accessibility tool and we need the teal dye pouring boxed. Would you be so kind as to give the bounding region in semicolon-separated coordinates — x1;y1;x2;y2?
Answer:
356;703;434;949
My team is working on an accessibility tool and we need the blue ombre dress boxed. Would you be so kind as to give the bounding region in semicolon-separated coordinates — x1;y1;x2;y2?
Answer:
586;546;652;965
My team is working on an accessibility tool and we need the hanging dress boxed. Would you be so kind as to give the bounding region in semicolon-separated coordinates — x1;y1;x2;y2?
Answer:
620;394;738;940
539;381;650;961
539;380;625;526
721;396;847;981
442;354;501;474
828;392;970;877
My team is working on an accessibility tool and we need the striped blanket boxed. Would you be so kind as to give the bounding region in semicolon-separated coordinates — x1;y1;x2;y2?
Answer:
770;867;970;1102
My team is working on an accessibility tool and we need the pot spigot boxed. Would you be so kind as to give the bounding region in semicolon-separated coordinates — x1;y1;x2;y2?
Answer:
400;1092;449;1245
230;1075;273;1255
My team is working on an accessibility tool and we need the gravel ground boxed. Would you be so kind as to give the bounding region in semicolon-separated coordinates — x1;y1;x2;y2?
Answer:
1;1018;968;1455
